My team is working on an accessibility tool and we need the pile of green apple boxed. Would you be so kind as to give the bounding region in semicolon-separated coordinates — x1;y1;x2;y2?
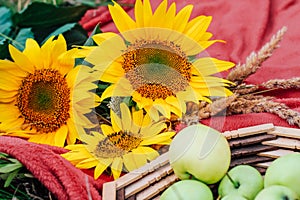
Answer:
160;124;300;200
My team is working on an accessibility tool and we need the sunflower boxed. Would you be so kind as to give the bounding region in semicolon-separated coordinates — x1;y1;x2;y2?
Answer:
84;0;235;120
0;35;99;147
62;102;175;180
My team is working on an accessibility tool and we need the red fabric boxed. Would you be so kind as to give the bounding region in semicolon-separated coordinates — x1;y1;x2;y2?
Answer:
80;0;300;132
2;0;300;199
0;136;113;200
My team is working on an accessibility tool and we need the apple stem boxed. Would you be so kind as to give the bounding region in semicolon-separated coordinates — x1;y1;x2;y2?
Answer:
225;173;240;188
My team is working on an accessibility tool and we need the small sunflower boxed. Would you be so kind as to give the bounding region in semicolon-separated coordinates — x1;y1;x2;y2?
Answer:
0;35;99;147
85;0;235;120
62;103;175;180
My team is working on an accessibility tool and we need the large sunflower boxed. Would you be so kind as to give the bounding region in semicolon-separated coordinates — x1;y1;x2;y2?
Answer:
0;35;99;147
62;102;175;180
85;0;235;120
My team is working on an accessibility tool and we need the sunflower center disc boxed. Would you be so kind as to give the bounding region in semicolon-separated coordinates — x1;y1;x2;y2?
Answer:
123;40;192;100
95;131;142;158
17;69;71;133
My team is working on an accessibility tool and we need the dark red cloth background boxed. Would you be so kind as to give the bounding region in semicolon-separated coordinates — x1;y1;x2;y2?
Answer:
1;0;300;199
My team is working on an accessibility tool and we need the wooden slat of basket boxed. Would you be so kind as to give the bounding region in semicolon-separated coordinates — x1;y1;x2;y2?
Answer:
135;173;179;200
103;181;116;200
230;155;274;167
269;126;300;139
124;164;173;198
257;149;296;158
255;161;273;168
237;123;274;137
223;123;274;139
262;137;300;149
229;134;277;148
231;144;277;158
115;153;169;189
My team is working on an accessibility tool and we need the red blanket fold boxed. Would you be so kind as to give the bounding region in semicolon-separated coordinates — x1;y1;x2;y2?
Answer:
0;136;113;200
2;0;300;199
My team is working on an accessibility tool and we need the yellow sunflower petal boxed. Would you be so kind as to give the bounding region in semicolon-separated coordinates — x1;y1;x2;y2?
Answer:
132;146;159;161
51;35;67;62
28;133;54;145
99;62;125;83
142;0;153;27
54;48;77;76
192;58;235;76
144;106;159;121
100;124;115;136
0;76;20;91
100;79;133;101
76;157;98;169
173;5;193;33
165;95;183;117
153;99;171;119
141;112;151;127
108;2;136;33
184;16;212;42
120;103;132;131
0;130;33;138
9;45;35;73
164;2;176;29
132;108;144;127
92;32;119;45
152;0;167;28
0;105;20;121
54;125;68;147
141;131;175;145
0;118;25;132
64;144;87;151
110;109;122;133
123;152;147;171
110;157;123;180
134;0;144;27
86;35;126;67
94;158;113;179
23;38;43;69
141;121;166;138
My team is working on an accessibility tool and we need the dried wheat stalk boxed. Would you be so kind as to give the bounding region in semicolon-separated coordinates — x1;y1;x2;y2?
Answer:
227;26;287;84
108;96;124;117
232;83;260;95
262;100;300;127
261;77;300;89
226;95;270;115
180;95;237;126
226;94;300;127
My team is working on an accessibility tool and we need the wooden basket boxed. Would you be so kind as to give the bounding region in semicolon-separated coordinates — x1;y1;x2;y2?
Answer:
102;123;300;200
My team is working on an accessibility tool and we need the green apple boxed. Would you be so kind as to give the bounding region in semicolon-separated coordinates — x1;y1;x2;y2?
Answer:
168;124;231;184
218;165;263;200
255;185;299;200
160;179;213;200
264;153;300;197
221;192;248;200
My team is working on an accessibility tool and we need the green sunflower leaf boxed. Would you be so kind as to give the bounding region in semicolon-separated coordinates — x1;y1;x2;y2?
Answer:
0;7;12;37
42;23;77;43
0;7;12;59
3;168;20;188
0;162;22;173
12;2;91;28
63;23;88;47
12;28;34;51
83;23;102;46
